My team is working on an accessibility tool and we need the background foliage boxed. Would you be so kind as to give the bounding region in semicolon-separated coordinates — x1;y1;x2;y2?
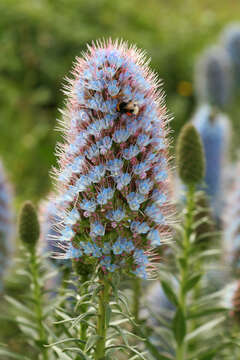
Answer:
1;0;240;204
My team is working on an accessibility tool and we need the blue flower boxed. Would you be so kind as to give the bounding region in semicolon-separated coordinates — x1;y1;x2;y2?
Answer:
71;156;85;173
113;129;131;143
80;199;97;212
102;242;112;254
154;169;168;182
106;208;125;222
103;98;118;113
87;79;104;91
74;133;88;147
137;134;151;147
122;85;132;100
92;243;102;258
108;80;120;97
58;167;72;183
90;222;105;237
115;173;131;190
132;265;147;279
107;263;119;272
123;145;140;160
147;229;161;246
62;186;76;202
81;241;94;255
87;120;104;136
65;208;80;226
98;136;112;154
145;152;159;164
130;221;150;234
75;175;92;192
145;204;165;224
60;226;75;241
137;179;153;195
85;144;100;160
126;119;139;135
108;51;124;68
124;240;135;253
89;164;106;183
97;187;114;205
112;237;125;255
107;159;123;176
152;137;166;150
64;244;82;259
134;249;149;265
126;192;145;211
133;161;150;175
152;190;167;204
102;114;117;129
100;256;111;267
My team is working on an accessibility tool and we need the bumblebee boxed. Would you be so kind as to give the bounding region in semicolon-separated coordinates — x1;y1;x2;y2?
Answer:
116;101;139;116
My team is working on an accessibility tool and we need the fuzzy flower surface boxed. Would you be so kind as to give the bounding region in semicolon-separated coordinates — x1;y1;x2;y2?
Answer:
51;40;173;279
0;161;15;287
39;197;71;267
223;162;240;271
192;104;231;217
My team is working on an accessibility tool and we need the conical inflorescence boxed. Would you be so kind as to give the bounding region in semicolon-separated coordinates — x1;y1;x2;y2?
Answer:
176;123;205;186
19;201;40;250
50;40;174;279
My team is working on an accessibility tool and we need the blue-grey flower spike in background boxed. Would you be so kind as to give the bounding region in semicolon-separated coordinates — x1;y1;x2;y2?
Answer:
223;161;240;272
192;104;231;219
0;160;15;290
221;23;240;89
195;45;233;109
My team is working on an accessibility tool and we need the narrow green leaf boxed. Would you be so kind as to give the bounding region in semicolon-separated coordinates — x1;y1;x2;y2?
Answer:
46;338;85;347
105;304;111;328
186;316;225;342
183;274;201;294
0;349;31;360
63;347;91;359
188;307;227;319
161;280;178;307
187;342;233;360
52;346;73;360
5;296;34;317
172;307;186;345
84;335;101;352
106;345;147;359
178;257;187;270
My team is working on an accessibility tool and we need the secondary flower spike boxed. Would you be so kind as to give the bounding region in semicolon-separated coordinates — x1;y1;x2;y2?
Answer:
0;160;15;289
223;161;240;272
51;40;174;279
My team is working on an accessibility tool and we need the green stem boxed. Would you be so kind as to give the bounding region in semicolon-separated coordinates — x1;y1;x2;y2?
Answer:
94;273;111;360
132;278;141;324
176;184;195;360
79;275;89;350
30;251;48;360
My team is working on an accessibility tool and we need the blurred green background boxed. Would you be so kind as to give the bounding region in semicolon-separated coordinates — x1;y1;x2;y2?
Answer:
1;0;240;205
